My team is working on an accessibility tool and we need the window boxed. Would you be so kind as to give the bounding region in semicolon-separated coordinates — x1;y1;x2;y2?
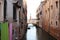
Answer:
40;11;42;15
21;22;23;24
12;30;14;34
45;10;47;13
4;0;7;21
51;5;53;9
56;21;57;26
23;8;25;13
21;22;23;28
19;27;20;34
13;5;17;22
56;1;58;8
19;11;20;22
51;21;52;24
39;18;40;20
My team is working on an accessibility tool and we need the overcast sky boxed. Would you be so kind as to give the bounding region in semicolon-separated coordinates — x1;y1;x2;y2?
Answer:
27;0;44;19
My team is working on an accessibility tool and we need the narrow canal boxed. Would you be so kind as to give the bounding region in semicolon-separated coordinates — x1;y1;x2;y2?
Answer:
23;24;57;40
27;24;37;40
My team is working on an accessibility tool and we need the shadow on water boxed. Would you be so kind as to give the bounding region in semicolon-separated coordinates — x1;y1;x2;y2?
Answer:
37;28;57;40
22;24;57;40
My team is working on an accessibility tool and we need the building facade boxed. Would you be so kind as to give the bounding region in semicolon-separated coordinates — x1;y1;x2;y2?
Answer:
36;0;60;40
0;0;27;40
36;2;44;28
42;0;50;32
42;0;60;39
0;0;4;22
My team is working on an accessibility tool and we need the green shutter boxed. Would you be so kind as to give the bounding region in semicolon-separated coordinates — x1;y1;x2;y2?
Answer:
1;22;9;40
0;23;1;40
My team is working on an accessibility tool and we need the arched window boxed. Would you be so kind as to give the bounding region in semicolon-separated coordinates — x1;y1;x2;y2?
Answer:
56;1;58;8
4;0;7;21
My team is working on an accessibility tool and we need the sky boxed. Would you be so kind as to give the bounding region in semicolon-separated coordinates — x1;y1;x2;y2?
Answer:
27;0;44;19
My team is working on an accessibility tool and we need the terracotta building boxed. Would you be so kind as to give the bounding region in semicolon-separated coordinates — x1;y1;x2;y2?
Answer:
49;0;60;40
42;0;50;32
36;2;44;28
36;0;60;40
42;0;60;40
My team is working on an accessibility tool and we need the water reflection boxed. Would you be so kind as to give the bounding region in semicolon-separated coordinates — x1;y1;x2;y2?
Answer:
37;28;49;40
23;24;57;40
37;28;57;40
27;26;37;40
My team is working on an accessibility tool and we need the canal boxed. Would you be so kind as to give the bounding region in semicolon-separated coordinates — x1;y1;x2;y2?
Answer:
23;24;57;40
